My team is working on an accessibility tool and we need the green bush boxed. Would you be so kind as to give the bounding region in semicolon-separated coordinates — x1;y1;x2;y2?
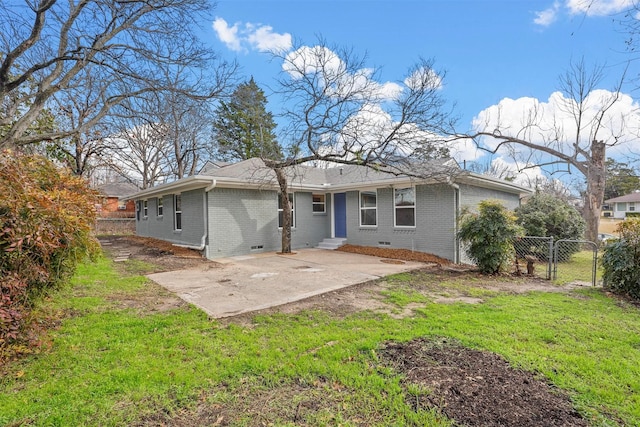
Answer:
626;212;640;218
458;200;523;274
602;218;640;300
1;150;99;356
515;192;585;261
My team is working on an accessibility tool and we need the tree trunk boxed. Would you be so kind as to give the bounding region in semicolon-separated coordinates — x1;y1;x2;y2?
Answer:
583;140;606;242
274;166;292;253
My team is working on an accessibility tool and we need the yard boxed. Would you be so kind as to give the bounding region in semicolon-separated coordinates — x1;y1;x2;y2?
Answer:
1;238;639;426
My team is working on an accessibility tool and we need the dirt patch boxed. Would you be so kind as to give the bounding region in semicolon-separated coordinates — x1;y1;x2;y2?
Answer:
99;235;217;274
380;337;588;427
337;244;451;265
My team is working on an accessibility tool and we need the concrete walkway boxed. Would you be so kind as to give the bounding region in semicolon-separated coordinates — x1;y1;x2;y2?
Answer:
147;248;423;318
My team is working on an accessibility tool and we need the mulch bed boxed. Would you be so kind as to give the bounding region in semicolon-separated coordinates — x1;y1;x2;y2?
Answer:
337;244;452;265
379;337;588;427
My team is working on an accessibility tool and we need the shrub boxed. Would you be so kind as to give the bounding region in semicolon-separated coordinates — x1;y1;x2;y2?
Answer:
1;150;99;355
458;200;523;274
626;212;640;218
515;192;586;261
602;218;640;300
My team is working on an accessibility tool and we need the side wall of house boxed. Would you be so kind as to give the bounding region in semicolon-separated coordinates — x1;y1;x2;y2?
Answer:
135;189;205;247
345;184;457;261
458;184;521;212
206;189;331;259
457;184;523;264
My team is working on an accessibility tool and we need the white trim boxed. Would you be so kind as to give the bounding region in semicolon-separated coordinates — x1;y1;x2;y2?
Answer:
156;196;163;217
173;194;182;231
359;190;378;227
330;193;336;238
312;193;326;213
393;186;416;228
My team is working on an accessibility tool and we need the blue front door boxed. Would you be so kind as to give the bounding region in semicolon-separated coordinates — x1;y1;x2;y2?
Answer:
334;193;347;238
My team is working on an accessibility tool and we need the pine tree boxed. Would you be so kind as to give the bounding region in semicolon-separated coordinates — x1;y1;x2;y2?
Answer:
212;77;281;161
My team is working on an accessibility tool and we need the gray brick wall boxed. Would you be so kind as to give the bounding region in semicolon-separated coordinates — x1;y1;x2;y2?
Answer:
206;188;332;259
457;184;522;264
135;189;205;247
345;184;457;261
458;184;521;211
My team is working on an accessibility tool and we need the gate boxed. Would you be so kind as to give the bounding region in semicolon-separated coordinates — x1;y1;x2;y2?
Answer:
512;236;554;279
553;240;599;287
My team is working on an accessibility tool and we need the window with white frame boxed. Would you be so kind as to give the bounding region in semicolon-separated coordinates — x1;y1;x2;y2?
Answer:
278;192;295;228
312;193;326;213
143;200;148;218
174;194;182;231
630;202;636;212
360;191;377;226
157;196;163;217
394;187;415;227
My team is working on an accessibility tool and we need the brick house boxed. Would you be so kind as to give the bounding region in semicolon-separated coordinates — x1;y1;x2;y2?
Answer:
128;158;531;263
95;181;139;218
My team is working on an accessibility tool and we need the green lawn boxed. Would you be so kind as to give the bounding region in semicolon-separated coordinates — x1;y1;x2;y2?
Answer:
1;256;639;426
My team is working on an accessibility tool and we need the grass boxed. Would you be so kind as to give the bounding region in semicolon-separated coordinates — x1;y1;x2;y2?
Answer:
554;250;602;285
1;256;639;426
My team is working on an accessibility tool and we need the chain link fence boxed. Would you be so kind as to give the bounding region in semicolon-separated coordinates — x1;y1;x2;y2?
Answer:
512;236;554;279
553;240;599;286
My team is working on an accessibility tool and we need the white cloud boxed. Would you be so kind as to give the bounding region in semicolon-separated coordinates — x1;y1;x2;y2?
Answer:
471;89;640;165
212;17;292;53
212;17;242;52
404;67;443;91
534;2;561;26
567;0;634;16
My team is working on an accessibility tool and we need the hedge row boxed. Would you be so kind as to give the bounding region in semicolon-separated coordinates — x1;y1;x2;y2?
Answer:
1;151;99;357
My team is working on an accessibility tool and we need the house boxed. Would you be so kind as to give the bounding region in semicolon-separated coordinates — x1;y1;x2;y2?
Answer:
95;181;139;218
605;191;640;219
128;158;531;263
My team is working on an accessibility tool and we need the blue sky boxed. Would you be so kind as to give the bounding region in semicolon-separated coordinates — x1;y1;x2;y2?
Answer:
205;0;639;182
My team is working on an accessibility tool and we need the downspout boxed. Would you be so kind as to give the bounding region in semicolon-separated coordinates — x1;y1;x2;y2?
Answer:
447;178;461;264
173;179;217;252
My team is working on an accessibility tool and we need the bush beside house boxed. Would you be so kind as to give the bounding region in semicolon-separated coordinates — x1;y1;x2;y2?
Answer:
0;151;99;358
602;218;640;300
458;200;523;274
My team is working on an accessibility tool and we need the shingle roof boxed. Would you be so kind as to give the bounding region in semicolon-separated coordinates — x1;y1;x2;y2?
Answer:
605;192;640;203
95;182;139;198
199;157;458;187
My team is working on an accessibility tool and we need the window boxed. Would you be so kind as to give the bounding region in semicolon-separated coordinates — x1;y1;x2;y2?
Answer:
143;200;148;218
278;193;295;228
394;187;415;227
174;194;182;231
630;202;636;212
312;194;326;213
157;196;163;217
360;191;377;226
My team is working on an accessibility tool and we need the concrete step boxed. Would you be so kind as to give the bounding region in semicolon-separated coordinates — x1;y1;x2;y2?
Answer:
316;238;347;250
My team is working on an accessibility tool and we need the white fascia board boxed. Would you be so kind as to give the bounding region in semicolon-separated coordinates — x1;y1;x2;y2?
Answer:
126;175;216;200
456;172;533;195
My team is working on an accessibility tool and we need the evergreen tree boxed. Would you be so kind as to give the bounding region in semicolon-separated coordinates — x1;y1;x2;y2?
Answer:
212;78;281;161
604;158;640;200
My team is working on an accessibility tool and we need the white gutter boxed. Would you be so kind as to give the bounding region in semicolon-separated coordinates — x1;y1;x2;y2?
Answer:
447;177;461;264
173;179;217;252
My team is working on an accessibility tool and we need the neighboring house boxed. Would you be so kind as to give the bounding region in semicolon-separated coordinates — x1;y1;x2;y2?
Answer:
128;158;531;263
95;181;139;218
605;191;640;219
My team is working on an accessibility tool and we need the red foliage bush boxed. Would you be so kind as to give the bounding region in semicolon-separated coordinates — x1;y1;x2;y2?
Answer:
0;150;99;357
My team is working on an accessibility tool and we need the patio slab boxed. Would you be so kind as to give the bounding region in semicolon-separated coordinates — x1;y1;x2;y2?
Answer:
147;248;424;318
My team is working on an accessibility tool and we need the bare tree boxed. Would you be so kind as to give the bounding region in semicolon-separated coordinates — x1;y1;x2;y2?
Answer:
460;59;636;242
0;0;234;148
105;99;172;189
262;40;457;253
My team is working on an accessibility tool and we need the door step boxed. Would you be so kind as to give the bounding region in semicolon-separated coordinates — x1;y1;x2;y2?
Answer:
316;238;347;250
